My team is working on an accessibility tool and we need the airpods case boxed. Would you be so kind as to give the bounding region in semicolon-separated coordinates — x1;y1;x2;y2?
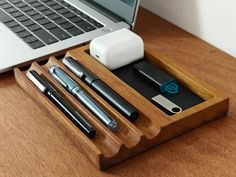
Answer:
90;28;144;70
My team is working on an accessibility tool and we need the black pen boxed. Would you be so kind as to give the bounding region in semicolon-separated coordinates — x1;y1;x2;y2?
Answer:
63;57;139;121
49;66;118;131
26;70;96;138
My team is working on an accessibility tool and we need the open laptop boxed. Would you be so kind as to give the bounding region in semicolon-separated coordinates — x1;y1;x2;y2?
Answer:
0;0;140;73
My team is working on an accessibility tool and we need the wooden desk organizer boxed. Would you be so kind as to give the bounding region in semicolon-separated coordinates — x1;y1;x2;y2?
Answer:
14;45;229;169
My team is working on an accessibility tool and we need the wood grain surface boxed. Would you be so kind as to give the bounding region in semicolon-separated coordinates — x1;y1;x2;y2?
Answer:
0;8;236;177
14;44;228;169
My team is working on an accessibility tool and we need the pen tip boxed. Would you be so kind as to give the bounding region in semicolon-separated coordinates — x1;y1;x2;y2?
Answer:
88;129;96;138
108;120;119;132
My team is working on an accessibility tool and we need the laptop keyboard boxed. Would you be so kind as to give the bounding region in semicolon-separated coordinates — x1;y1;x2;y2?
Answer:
0;0;104;49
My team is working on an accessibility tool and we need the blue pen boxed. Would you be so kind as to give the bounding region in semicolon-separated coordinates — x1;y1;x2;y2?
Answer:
49;66;118;131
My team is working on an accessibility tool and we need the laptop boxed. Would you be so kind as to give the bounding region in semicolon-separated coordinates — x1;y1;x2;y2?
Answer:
0;0;140;73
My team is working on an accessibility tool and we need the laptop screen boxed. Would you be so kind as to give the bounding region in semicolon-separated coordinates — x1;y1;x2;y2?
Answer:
88;0;139;24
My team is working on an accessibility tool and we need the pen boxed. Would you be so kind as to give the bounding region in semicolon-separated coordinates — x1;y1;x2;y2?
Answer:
63;57;139;121
26;70;96;138
49;66;118;131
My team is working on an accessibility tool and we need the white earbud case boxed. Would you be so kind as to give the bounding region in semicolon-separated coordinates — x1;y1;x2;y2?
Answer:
90;28;144;70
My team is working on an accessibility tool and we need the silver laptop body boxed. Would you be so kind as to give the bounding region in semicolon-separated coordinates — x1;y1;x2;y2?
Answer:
0;0;140;72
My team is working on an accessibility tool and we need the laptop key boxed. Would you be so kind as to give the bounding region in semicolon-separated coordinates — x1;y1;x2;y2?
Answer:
76;21;96;32
45;1;57;6
9;0;21;4
55;0;63;3
37;18;50;25
11;25;25;33
27;24;41;31
21;19;35;27
25;0;37;4
67;5;76;11
25;9;38;16
41;9;54;16
63;12;76;19
73;9;83;15
94;22;103;28
48;13;61;20
11;0;21;2
85;18;103;28
16;15;29;22
0;9;13;22
54;17;67;25
0;3;12;9
29;40;45;49
69;16;82;23
56;7;69;14
17;30;31;38
19;5;32;12
31;14;44;21
61;1;70;7
33;29;58;45
15;2;27;8
86;17;96;23
30;2;42;8
60;22;74;29
80;13;89;19
23;35;38;43
43;22;57;30
49;27;71;40
5;7;18;13
66;26;83;36
35;5;48;11
50;4;63;10
10;11;24;18
4;20;19;28
0;1;7;5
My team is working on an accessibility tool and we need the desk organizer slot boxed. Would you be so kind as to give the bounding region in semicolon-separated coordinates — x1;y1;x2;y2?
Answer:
44;57;144;149
24;62;124;158
14;45;229;169
144;51;215;100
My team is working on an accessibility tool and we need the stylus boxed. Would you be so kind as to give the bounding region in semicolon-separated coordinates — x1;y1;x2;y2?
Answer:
63;57;139;121
49;66;118;131
26;70;96;138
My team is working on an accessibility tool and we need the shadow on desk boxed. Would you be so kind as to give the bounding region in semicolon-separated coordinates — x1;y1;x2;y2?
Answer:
0;70;15;88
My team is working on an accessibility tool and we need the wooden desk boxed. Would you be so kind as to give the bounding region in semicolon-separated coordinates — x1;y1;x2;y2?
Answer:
0;8;235;177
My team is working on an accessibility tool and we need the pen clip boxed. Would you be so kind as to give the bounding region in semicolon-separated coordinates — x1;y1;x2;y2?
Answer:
49;66;68;88
49;65;80;92
26;70;47;92
75;69;85;79
63;57;86;79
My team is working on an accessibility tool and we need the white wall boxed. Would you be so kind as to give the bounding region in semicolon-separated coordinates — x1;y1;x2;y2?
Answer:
140;0;236;57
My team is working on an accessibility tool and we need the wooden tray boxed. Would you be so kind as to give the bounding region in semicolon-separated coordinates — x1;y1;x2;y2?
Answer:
14;45;229;170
